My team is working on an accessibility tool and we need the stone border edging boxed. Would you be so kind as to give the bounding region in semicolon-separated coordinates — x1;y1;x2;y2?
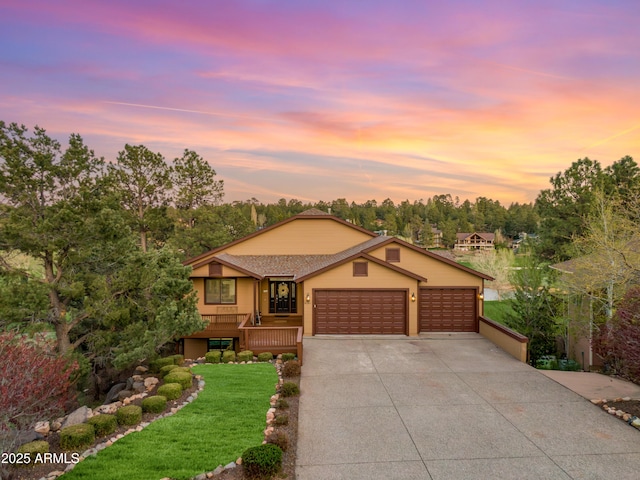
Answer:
591;397;640;430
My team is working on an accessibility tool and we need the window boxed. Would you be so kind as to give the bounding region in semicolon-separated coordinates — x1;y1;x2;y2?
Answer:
353;262;368;276
385;248;400;262
205;278;236;304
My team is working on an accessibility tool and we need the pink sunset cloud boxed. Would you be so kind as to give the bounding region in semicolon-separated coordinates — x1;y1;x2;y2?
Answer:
1;0;638;205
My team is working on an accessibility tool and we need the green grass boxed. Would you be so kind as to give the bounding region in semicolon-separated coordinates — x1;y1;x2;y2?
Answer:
61;363;278;480
483;300;514;326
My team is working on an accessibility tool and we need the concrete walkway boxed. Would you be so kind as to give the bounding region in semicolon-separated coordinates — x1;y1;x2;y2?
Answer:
296;335;640;480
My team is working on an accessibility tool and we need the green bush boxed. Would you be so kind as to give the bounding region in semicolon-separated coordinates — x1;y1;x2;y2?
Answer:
266;431;289;452
257;352;273;362
274;413;289;426
150;356;175;373
282;360;301;377
117;405;142;426
142;395;167;414
280;382;300;397
87;414;118;437
169;366;192;374
163;371;193;390
237;350;254;362
157;382;183;400
222;350;236;363
275;398;289;410
60;423;95;451
17;440;49;463
170;354;184;365
205;351;221;364
159;364;180;377
242;443;282;479
281;353;296;362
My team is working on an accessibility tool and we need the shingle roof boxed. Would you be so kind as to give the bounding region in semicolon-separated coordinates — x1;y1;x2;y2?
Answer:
216;235;390;280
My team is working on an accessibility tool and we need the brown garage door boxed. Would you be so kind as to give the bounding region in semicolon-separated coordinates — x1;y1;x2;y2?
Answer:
419;288;477;332
314;289;407;334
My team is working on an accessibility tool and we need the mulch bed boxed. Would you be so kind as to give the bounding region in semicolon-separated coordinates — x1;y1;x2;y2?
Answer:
7;367;300;480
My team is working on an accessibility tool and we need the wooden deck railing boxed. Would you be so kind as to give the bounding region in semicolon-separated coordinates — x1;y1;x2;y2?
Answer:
184;313;248;338
239;316;303;365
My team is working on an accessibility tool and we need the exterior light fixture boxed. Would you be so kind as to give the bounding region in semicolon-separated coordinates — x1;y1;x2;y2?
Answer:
478;292;484;300
306;293;311;303
411;292;416;302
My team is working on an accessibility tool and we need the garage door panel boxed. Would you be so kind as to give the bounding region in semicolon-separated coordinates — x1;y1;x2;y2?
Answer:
315;290;406;335
419;288;477;332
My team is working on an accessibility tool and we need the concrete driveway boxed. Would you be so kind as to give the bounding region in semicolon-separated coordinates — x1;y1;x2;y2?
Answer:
296;335;640;480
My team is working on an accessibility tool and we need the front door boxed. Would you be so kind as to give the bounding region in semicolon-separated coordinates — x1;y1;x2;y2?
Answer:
269;280;297;314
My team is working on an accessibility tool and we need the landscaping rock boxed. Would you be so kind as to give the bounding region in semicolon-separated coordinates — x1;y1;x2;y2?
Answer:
34;420;50;436
132;381;146;393
103;383;127;404
62;406;92;428
15;429;43;446
94;402;121;415
134;365;148;374
117;389;133;401
144;376;159;390
213;465;225;475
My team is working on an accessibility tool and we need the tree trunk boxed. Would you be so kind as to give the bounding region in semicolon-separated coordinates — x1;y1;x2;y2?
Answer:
44;253;72;354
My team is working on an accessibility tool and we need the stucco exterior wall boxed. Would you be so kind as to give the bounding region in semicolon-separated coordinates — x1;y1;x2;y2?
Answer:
221;218;373;255
302;260;419;336
368;244;485;288
192;277;256;315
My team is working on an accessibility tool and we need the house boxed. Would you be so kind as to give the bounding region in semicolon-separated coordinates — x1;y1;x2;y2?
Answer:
179;209;503;361
454;232;495;251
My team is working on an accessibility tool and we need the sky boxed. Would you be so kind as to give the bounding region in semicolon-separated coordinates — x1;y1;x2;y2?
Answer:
1;0;639;206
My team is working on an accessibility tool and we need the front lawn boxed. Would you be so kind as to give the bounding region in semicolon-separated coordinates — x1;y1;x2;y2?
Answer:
483;300;514;326
61;363;277;480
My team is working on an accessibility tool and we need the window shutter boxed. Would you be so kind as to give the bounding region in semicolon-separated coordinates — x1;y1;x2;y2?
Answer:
386;248;400;262
353;262;368;276
209;262;223;276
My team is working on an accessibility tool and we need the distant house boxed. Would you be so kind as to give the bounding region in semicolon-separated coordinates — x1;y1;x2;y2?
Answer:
426;225;443;248
454;232;495;251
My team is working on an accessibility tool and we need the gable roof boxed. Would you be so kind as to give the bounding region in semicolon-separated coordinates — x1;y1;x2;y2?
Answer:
183;209;376;267
456;232;496;242
184;210;493;282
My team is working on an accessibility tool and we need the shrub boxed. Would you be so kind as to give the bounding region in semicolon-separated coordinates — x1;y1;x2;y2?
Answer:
242;443;282;479
266;431;289;452
117;405;142;426
205;351;221;364
275;398;289;410
170;366;192;374
60;423;95;451
170;354;184;365
163;371;193;390
222;350;236;363
257;352;273;362
237;350;254;362
280;382;300;397
282;360;301;378
159;364;180;377
157;382;183;400
150;356;175;373
87;414;118;437
0;332;78;455
281;353;296;362
594;287;640;383
17;440;49;464
274;413;289;426
142;395;167;414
